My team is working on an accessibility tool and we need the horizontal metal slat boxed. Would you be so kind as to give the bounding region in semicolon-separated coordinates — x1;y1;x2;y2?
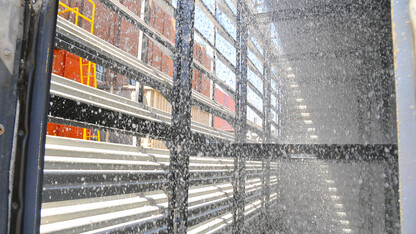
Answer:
50;74;235;141
248;58;264;81
55;17;239;130
248;80;264;100
247;102;264;120
217;0;236;26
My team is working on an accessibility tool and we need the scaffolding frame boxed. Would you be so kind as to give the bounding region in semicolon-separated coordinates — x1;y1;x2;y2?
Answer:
0;0;410;233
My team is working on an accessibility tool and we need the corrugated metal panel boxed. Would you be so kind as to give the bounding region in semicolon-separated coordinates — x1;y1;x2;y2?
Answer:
40;136;277;233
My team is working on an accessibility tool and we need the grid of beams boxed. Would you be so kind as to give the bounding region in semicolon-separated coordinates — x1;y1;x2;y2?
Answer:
0;0;404;233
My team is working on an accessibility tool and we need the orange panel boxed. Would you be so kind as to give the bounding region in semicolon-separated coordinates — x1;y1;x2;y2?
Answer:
52;49;66;76
213;116;234;131
63;51;81;82
46;123;92;139
215;88;235;112
46;123;59;136
213;88;234;132
48;49;95;139
56;125;85;139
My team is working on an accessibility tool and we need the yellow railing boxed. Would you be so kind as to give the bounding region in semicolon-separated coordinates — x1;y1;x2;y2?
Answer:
58;1;95;32
58;0;97;88
83;128;101;141
58;0;100;141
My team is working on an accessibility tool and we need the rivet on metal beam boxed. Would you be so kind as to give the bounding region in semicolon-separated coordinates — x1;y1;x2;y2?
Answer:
3;49;11;57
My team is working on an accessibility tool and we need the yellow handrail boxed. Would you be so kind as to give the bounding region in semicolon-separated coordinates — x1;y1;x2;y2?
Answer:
57;1;97;87
58;1;95;33
83;128;101;141
58;0;100;141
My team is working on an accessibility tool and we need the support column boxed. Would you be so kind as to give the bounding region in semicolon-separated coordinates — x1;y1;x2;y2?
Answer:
263;51;272;142
0;0;26;232
384;152;400;233
233;0;248;232
7;0;59;232
278;78;283;139
261;38;272;230
264;152;271;227
379;0;396;143
167;0;195;232
209;3;218;128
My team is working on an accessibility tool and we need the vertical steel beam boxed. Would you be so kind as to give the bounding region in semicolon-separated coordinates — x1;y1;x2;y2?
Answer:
264;151;270;227
263;50;272;142
356;59;371;143
236;3;248;142
379;0;396;143
22;1;58;232
278;78;283;138
261;35;271;230
392;0;416;232
210;4;217;128
384;153;400;233
375;2;400;229
232;2;240;229
6;0;58;232
0;0;25;232
233;0;247;232
168;0;195;232
260;147;271;231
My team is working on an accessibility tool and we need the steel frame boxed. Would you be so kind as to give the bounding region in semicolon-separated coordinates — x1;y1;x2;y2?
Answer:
0;0;25;232
0;0;406;233
167;0;196;232
1;0;59;233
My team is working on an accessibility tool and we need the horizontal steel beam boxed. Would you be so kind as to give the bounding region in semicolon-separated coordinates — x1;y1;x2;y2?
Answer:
247;102;264;119
271;47;376;63
217;0;236;26
247;80;264;100
248;59;264;81
191;143;398;161
254;3;362;23
49;75;234;143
